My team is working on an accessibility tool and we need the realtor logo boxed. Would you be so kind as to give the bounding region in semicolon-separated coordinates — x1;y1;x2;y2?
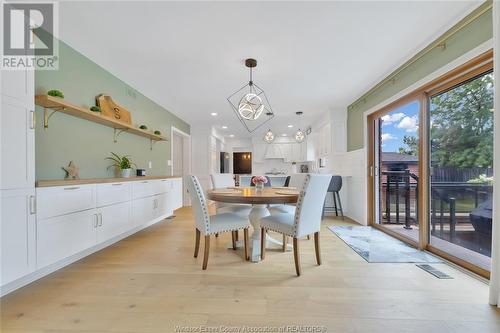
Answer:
1;2;58;70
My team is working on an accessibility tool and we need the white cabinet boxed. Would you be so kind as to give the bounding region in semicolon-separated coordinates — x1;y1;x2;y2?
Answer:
314;124;332;157
37;209;98;269
1;189;36;285
170;178;183;210
132;196;156;227
97;201;132;243
1;64;34;103
156;192;170;218
37;184;96;219
96;182;132;207
253;143;267;163
1;98;35;190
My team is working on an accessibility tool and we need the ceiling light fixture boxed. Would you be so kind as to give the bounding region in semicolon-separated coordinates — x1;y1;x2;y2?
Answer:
222;126;228;129
282;133;287;137
210;112;218;116
263;129;275;143
294;111;306;143
288;125;293;128
229;134;235;138
227;58;274;132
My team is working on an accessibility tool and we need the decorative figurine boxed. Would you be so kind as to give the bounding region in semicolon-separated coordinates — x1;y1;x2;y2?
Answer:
62;161;80;179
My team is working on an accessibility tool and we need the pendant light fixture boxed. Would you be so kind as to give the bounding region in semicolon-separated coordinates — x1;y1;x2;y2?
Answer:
294;111;306;143
263;129;275;143
227;58;274;132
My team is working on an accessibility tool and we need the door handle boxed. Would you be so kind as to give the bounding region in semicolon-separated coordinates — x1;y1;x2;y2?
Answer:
29;195;36;214
30;110;36;129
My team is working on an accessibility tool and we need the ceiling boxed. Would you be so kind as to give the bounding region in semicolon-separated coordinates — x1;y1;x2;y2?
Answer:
58;1;481;139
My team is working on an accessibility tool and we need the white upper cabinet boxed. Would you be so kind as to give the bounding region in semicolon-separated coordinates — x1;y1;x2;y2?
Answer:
1;67;35;190
253;143;267;163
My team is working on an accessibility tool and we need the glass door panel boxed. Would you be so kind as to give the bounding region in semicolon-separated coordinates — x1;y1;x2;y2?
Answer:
374;100;420;242
429;71;494;271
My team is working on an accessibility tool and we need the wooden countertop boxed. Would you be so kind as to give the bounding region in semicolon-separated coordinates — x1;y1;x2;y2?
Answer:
36;176;181;187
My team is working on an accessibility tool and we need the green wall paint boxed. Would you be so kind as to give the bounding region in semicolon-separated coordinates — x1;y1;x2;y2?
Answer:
346;8;492;151
35;40;189;180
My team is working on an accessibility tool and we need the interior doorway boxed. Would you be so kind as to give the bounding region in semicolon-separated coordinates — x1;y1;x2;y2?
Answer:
171;127;191;207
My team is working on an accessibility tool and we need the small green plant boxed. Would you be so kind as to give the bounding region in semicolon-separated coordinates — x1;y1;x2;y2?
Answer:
139;125;148;130
90;106;101;112
105;152;136;170
47;90;64;98
467;174;493;185
154;130;161;135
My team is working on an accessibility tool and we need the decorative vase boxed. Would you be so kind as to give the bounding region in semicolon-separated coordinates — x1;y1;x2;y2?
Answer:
121;168;131;178
256;182;264;191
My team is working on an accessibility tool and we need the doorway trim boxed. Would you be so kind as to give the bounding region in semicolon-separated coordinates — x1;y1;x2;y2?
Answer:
171;126;191;206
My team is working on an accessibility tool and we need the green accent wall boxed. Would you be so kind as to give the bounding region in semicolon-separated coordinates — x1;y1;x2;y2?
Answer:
346;7;493;151
35;39;189;180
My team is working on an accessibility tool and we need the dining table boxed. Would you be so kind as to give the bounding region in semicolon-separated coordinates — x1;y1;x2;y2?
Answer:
207;186;299;262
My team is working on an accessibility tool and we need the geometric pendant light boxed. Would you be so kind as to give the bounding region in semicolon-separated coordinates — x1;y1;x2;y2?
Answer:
227;58;275;132
294;111;306;143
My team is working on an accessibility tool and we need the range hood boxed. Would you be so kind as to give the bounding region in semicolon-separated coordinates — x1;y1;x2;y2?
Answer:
264;144;284;159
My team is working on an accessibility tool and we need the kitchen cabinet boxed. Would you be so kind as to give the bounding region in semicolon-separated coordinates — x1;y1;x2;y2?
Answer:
170;178;183;210
37;208;98;269
253;143;267;163
132;195;156;228
1;62;34;104
96;182;132;207
37;184;96;219
1;189;36;285
97;201;132;243
1;98;35;190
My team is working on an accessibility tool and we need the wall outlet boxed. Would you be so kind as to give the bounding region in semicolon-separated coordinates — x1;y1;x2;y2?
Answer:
148;161;152;169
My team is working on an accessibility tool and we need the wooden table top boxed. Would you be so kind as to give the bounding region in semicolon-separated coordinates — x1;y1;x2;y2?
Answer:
207;187;299;204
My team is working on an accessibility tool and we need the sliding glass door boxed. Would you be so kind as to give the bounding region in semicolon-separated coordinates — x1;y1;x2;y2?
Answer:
368;50;493;277
428;71;494;272
371;99;421;244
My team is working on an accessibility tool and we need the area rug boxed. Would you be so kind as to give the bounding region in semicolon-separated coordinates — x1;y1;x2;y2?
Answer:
328;226;442;263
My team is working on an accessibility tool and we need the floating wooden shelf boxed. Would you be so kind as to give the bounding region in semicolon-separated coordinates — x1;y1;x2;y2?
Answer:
35;95;168;146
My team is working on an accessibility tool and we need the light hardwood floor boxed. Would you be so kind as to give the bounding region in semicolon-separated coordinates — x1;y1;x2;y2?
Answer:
2;207;500;332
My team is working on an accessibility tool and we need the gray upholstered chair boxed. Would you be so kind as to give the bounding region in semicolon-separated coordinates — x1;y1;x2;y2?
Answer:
185;175;250;270
259;174;331;276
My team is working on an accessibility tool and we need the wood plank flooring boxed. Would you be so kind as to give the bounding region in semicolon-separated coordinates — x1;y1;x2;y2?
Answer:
2;207;500;332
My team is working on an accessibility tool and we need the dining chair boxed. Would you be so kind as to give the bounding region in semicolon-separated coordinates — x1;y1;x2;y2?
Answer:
322;175;344;219
259;174;331;276
268;173;307;215
210;173;252;214
185;175;250;269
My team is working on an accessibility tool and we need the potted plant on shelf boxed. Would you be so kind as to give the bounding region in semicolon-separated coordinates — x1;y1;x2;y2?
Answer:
252;175;268;191
106;152;136;178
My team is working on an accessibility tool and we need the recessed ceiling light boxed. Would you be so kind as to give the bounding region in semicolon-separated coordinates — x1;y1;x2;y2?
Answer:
281;133;287;137
222;126;228;129
210;112;218;116
287;125;293;128
229;134;235;138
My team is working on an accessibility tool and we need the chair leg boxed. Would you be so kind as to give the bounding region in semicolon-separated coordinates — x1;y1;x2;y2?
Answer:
333;192;338;216
194;229;201;258
215;233;219;238
307;235;310;240
231;231;237;250
314;232;321;265
260;227;266;260
244;228;250;261
235;231;239;241
336;192;344;220
282;234;287;252
202;235;210;270
293;237;301;276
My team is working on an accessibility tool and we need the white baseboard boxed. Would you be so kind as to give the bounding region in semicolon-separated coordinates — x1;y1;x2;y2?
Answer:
0;213;174;297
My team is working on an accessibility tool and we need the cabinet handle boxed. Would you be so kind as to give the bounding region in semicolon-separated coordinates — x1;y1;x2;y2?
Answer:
142;181;149;184
111;183;123;186
98;213;103;227
94;214;98;228
29;195;36;214
64;186;80;190
30;110;36;129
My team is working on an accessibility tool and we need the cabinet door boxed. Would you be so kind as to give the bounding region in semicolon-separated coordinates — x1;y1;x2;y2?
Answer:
281;144;292;162
1;98;35;190
97;201;132;243
253;143;266;163
1;62;34;103
155;193;169;218
37;209;97;269
171;178;183;210
132;196;156;227
1;189;36;285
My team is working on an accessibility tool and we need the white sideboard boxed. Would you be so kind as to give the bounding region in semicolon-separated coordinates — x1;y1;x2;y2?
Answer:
1;177;182;296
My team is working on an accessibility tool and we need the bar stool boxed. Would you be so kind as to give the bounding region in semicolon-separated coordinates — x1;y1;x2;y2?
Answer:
322;175;344;219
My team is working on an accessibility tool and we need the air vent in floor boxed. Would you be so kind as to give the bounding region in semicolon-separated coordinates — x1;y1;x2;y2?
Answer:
416;264;453;279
